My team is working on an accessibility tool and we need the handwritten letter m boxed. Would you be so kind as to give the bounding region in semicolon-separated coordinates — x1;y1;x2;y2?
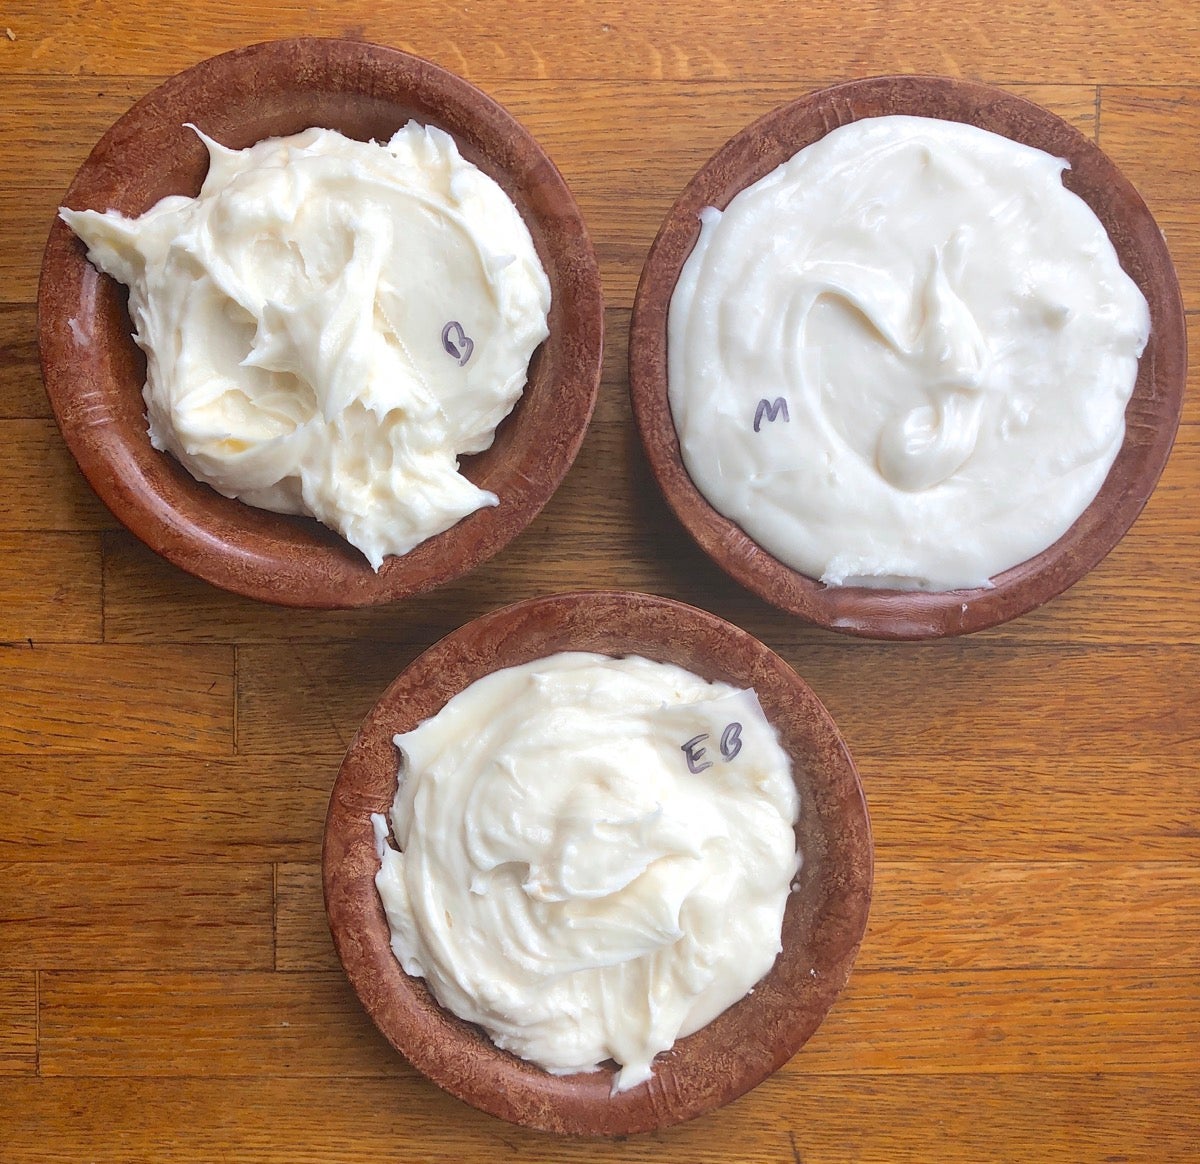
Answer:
753;397;789;433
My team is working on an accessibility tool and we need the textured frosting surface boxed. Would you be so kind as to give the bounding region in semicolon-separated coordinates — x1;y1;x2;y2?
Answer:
374;651;799;1092
62;122;551;568
668;115;1150;590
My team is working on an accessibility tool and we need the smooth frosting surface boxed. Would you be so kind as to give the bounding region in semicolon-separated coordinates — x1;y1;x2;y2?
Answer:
668;114;1151;591
61;123;551;568
373;651;799;1092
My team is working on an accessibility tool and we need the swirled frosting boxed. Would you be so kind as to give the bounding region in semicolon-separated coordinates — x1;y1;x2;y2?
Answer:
373;652;799;1092
668;114;1150;590
61;123;551;568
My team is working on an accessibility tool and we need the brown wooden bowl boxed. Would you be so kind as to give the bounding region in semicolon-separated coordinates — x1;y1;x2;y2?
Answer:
629;75;1187;639
323;590;872;1135
38;37;603;607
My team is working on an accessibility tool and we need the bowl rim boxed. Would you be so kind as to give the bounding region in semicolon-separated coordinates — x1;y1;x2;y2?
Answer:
322;589;873;1135
628;73;1188;640
38;36;603;608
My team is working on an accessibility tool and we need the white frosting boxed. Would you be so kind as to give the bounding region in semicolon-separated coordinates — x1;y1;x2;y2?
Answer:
668;115;1151;591
61;123;551;568
373;651;799;1092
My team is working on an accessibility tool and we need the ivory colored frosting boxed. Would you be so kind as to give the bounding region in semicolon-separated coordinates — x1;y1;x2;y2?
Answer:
373;652;799;1092
668;114;1151;591
61;122;551;568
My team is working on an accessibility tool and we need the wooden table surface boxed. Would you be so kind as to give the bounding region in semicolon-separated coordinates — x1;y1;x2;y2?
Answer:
2;3;1198;1160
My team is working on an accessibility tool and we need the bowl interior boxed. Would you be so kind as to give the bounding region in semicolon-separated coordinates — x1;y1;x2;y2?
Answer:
323;590;873;1135
629;75;1187;639
39;37;602;607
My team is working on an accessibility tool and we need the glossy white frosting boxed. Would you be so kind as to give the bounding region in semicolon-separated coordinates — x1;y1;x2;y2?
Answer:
668;115;1151;591
61;123;551;568
373;652;799;1092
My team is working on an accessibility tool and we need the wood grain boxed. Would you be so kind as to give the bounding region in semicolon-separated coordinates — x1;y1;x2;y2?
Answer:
0;754;337;862
0;1073;1196;1164
0;420;117;531
0;77;160;195
795;969;1200;1074
865;862;1200;970
39;970;407;1077
1099;87;1200;309
0;863;273;970
38;966;1200;1078
1151;201;1200;308
4;1;1199;84
3;0;1198;1156
282;858;1200;974
6;81;1096;311
275;864;337;972
0;975;36;1076
235;639;1200;757
102;420;1200;649
860;743;1200;862
235;639;422;754
1099;87;1200;207
0;533;101;643
0;306;45;418
0;645;234;752
97;418;1200;651
789;645;1200;759
0;189;62;303
0;79;1103;204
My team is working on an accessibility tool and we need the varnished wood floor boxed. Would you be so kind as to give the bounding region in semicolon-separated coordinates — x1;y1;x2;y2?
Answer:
1;3;1198;1159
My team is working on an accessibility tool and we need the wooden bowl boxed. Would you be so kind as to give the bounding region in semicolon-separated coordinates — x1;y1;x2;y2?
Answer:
38;37;603;607
323;590;872;1135
629;75;1187;639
